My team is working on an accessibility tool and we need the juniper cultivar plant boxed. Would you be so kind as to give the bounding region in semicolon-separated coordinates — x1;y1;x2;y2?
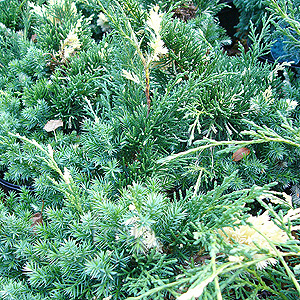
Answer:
233;0;300;65
1;0;300;299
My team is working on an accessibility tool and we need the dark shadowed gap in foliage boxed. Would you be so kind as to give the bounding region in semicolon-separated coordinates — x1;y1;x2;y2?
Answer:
218;0;245;57
218;0;300;73
245;200;266;217
217;0;239;40
165;185;186;202
284;184;300;207
172;2;198;22
258;290;274;299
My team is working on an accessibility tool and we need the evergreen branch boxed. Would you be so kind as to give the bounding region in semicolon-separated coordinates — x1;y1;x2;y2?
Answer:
250;225;300;297
9;132;63;177
126;253;292;300
267;0;300;37
237;269;289;300
157;138;266;165
145;66;150;116
211;242;222;300
96;1;168;116
9;132;84;214
125;276;191;300
157;118;300;165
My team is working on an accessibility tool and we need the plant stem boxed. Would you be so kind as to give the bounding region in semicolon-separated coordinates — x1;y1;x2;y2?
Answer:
193;169;203;197
157;136;300;165
212;255;223;300
145;66;151;116
41;199;45;214
53;130;57;143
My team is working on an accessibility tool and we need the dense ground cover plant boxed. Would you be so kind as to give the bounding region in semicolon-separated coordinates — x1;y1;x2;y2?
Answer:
233;0;300;63
1;0;300;299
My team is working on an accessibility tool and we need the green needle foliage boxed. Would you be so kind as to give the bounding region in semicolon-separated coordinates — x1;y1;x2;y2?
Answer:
1;0;300;299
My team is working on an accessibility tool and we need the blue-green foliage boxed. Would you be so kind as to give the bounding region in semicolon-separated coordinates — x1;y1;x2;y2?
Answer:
1;0;300;299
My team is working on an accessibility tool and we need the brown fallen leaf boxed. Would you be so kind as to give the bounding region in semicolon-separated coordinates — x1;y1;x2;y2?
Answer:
30;212;43;230
43;119;63;132
31;33;37;43
232;147;250;162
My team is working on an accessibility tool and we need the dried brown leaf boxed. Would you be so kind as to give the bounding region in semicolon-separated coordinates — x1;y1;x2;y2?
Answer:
31;33;37;43
31;212;43;229
232;147;250;162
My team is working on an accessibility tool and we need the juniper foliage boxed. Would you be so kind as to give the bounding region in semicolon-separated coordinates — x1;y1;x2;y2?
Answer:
1;0;300;299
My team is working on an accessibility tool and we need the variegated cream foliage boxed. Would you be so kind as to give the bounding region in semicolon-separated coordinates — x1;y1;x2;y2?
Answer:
59;28;82;59
220;211;288;269
146;5;168;62
97;12;111;32
63;167;72;184
122;5;168;84
29;0;77;24
121;69;140;84
124;204;162;253
219;199;300;269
